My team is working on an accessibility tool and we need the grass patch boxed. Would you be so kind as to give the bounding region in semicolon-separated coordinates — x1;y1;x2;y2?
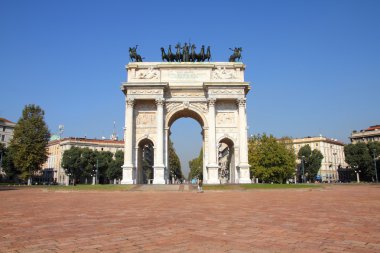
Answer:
204;183;322;191
47;184;135;191
0;184;135;191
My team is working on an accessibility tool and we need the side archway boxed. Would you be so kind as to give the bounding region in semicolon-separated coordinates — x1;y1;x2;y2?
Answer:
136;138;154;184
218;137;236;184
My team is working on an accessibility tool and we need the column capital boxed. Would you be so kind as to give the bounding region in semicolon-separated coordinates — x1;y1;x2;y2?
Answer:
155;98;165;107
207;98;216;107
237;98;246;107
126;98;135;107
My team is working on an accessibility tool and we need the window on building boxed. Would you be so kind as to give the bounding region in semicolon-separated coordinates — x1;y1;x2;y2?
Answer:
2;127;5;132
1;135;4;141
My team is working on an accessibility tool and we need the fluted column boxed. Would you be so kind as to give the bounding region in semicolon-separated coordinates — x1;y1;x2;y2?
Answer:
207;98;220;184
237;98;251;183
121;98;135;184
153;98;165;184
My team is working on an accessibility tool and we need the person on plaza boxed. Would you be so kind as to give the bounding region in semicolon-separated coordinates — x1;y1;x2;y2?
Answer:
198;179;203;193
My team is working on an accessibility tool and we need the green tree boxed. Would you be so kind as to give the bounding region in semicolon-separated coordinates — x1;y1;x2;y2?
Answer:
0;144;20;182
61;147;83;185
94;150;113;183
344;142;380;181
298;145;324;182
249;134;296;183
189;148;203;180
106;150;124;181
168;140;183;181
9;104;50;184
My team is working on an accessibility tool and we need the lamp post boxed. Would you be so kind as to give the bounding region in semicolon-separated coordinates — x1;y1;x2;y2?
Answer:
28;167;32;186
353;166;361;183
92;159;99;185
333;152;337;183
373;149;378;183
301;156;305;183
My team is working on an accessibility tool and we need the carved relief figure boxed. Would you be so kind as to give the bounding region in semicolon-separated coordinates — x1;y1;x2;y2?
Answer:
136;112;156;125
136;67;159;79
212;66;236;79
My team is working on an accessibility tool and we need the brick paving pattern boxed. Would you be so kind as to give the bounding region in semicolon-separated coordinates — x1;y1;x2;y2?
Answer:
1;185;380;252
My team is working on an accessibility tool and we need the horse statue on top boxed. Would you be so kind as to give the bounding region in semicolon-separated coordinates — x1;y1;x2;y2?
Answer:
228;47;242;62
129;45;143;62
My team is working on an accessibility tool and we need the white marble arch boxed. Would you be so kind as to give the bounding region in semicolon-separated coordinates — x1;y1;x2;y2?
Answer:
120;62;251;184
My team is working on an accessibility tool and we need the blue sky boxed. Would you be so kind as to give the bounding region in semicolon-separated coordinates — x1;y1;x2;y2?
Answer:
1;0;379;176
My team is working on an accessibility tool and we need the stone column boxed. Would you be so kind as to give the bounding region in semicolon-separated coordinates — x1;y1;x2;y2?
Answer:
121;98;135;184
237;98;251;183
207;98;220;184
153;98;165;184
164;127;169;183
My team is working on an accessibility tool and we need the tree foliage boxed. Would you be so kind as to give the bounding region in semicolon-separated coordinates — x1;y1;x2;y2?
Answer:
248;134;296;183
344;142;380;181
0;144;20;181
168;139;183;180
106;150;124;180
298;145;324;182
9;104;50;181
62;147;124;184
189;148;203;180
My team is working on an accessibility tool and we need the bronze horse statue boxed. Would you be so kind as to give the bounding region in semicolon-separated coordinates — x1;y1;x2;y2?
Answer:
204;46;211;62
129;45;143;62
189;44;197;62
229;47;242;62
160;47;169;62
175;43;182;62
160;43;212;62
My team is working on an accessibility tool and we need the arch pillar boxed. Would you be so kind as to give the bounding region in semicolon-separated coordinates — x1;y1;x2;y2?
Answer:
121;98;135;184
207;98;220;184
153;98;165;184
237;98;251;183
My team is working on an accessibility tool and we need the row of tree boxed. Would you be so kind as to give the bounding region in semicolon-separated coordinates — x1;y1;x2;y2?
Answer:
61;147;124;184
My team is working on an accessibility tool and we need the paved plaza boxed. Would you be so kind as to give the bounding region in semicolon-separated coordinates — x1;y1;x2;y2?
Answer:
1;185;380;253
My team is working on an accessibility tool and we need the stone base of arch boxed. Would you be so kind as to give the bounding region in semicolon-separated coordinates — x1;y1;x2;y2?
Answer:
238;164;252;184
206;164;221;184
121;165;134;184
153;165;166;184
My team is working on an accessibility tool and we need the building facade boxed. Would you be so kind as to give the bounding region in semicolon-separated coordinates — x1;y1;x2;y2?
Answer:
42;137;124;184
0;118;16;147
350;125;380;143
292;136;347;182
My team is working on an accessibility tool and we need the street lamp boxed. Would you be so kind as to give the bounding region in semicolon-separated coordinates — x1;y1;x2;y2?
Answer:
373;149;378;183
92;159;98;185
301;156;305;183
353;166;361;183
333;152;337;183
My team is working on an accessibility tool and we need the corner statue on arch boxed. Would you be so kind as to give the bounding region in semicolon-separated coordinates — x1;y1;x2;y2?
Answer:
120;60;251;185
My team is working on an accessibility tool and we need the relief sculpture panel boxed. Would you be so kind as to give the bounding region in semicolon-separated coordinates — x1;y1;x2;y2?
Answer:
216;112;235;126
136;112;156;126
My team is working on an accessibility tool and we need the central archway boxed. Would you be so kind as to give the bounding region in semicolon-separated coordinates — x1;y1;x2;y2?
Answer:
166;107;206;183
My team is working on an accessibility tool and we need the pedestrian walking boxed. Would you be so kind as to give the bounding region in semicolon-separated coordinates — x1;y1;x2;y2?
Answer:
198;179;203;193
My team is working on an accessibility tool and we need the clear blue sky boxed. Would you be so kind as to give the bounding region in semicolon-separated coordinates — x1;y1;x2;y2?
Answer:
1;0;379;176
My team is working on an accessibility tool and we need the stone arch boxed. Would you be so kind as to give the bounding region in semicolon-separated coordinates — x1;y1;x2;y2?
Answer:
135;135;156;149
165;104;208;129
121;62;252;185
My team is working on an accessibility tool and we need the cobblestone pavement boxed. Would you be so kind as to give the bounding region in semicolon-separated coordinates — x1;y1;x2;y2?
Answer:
1;185;380;252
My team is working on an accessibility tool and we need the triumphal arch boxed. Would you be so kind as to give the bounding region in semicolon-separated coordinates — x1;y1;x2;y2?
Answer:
121;62;251;184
